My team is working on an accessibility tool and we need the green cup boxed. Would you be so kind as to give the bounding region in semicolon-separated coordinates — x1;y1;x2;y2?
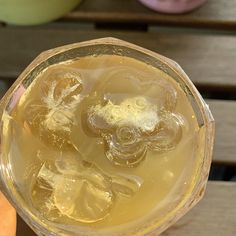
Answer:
0;0;81;25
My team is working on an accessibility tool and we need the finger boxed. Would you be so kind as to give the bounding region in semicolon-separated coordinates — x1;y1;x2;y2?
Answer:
0;191;16;236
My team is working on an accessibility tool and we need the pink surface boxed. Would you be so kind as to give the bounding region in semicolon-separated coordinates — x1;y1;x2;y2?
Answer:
8;85;26;112
138;0;207;14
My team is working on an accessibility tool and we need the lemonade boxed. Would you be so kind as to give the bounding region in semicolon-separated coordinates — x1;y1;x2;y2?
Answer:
1;53;202;232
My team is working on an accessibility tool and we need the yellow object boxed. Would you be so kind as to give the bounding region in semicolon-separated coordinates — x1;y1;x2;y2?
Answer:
0;38;215;236
0;0;81;25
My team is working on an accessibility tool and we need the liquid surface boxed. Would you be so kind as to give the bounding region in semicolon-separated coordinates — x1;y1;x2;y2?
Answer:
3;55;200;230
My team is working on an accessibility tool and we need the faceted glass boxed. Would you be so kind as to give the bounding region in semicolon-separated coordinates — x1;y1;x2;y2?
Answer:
0;38;214;236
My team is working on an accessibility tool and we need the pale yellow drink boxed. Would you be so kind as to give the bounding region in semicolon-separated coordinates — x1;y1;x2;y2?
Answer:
3;55;200;230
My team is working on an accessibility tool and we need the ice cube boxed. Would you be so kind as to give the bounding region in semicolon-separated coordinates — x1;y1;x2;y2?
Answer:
88;97;159;133
23;67;84;149
54;178;114;223
148;112;183;151
104;132;147;168
144;79;177;112
36;162;114;222
34;160;142;222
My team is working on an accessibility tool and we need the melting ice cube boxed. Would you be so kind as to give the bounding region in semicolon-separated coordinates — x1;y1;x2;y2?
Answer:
35;160;142;223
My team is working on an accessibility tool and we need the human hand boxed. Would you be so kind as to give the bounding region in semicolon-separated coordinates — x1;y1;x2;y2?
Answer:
0;191;16;236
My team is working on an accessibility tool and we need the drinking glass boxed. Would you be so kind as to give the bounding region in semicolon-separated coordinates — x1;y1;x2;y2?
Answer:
0;38;214;236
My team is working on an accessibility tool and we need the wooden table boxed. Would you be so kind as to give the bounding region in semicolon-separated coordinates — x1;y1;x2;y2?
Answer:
0;0;236;235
